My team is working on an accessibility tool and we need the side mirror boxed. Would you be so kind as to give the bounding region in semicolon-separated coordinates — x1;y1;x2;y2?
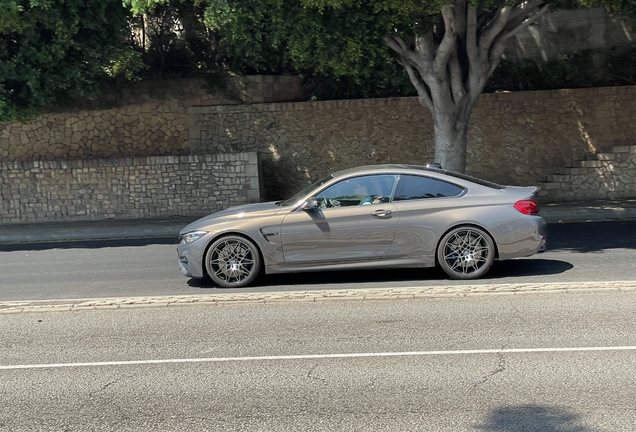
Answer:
301;198;319;211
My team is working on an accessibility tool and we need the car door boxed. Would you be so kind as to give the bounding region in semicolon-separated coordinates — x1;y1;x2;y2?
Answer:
388;174;466;260
280;174;399;265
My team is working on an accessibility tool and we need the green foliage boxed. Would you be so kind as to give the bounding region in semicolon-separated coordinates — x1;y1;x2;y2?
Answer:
485;51;596;92
606;47;636;84
300;70;416;100
4;0;636;121
485;48;636;92
205;0;414;85
579;0;636;20
104;49;148;81
0;0;135;122
124;0;221;76
203;0;293;74
119;0;636;101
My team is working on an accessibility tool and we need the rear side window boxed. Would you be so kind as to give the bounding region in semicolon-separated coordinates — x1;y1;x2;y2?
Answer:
394;175;464;201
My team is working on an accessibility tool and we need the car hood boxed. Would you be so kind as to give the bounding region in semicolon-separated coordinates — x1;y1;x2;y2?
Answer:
180;202;283;234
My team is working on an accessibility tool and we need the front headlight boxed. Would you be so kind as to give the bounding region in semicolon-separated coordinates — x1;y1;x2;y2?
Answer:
181;230;208;244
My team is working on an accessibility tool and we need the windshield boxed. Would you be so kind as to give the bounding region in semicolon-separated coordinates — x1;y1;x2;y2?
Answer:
279;175;334;207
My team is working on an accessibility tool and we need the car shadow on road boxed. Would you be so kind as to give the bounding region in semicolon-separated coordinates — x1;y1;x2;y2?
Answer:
477;405;590;432
0;237;178;252
486;259;573;279
187;258;573;289
547;220;636;252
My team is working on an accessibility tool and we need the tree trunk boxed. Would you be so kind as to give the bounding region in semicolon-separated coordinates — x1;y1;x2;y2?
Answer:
433;112;469;172
384;1;550;174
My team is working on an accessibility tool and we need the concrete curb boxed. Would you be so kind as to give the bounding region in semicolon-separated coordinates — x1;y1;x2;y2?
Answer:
2;280;635;314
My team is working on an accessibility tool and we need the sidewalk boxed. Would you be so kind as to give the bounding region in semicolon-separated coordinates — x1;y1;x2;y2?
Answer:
1;199;635;245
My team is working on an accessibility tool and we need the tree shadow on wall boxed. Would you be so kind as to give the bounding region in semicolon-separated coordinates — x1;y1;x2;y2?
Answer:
259;153;310;201
476;405;590;432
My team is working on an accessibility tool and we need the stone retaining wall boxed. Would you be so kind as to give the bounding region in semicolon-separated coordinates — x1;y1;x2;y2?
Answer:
3;79;636;213
190;86;636;201
0;76;306;163
190;98;432;200
0;152;260;224
539;144;636;201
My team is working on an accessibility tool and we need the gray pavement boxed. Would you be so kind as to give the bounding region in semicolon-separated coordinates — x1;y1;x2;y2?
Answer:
1;198;636;245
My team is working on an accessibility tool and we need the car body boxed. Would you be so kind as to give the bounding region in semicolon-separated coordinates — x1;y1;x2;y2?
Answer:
177;164;547;287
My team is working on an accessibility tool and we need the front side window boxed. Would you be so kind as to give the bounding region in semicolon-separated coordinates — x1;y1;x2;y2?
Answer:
279;175;333;207
394;175;464;201
316;175;396;208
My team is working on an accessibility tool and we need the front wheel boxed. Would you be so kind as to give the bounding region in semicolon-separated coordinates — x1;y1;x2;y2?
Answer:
437;226;495;280
205;235;261;288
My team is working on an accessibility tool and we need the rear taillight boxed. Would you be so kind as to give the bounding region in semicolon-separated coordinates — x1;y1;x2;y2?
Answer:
514;200;539;215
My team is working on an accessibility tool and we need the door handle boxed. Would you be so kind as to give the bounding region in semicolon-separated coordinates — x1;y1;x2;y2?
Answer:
371;209;392;218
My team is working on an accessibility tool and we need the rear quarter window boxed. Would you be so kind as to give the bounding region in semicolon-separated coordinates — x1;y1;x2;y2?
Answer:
394;175;464;201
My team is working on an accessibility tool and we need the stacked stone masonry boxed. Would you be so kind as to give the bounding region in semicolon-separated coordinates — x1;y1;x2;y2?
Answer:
189;98;434;200
0;76;306;162
0;153;260;224
538;144;636;202
3;79;636;221
189;86;636;202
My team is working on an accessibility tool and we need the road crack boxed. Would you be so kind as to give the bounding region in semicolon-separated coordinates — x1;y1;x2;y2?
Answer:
473;352;507;390
89;375;133;398
306;364;326;384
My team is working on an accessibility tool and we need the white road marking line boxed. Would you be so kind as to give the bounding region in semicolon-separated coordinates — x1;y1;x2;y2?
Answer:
2;346;636;370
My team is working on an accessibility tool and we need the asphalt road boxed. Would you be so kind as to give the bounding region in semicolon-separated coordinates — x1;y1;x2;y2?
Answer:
1;221;635;302
2;291;636;431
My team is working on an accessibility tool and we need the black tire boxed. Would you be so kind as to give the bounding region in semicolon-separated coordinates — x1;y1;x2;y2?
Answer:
205;235;261;288
437;226;495;280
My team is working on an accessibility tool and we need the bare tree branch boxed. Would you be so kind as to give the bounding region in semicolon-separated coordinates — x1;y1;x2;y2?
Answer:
454;0;467;42
399;59;434;111
434;5;457;76
509;0;545;22
448;49;465;104
384;34;428;71
466;4;479;69
488;4;550;75
415;33;435;61
503;4;550;36
478;6;512;62
384;34;407;56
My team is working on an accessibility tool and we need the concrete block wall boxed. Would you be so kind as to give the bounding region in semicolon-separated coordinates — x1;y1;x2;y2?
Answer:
0;152;260;224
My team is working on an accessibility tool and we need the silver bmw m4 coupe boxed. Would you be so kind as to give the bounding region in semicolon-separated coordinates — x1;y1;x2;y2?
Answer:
177;164;547;287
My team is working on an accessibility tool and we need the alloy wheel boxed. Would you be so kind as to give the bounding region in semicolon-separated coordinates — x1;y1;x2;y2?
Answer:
437;227;495;280
205;236;261;288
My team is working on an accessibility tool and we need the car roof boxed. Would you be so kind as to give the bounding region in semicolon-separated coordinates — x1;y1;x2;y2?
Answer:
331;164;505;190
332;164;440;177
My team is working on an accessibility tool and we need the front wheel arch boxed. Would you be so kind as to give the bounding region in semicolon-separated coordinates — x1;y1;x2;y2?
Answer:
203;233;264;288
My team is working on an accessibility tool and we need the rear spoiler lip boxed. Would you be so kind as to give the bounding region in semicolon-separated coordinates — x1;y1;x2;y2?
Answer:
502;185;539;196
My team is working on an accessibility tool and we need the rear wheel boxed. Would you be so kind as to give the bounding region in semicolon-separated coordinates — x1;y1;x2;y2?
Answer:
437;226;495;280
205;235;261;288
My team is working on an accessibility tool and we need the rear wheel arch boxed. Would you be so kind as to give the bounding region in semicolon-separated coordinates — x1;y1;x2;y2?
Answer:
435;224;499;280
436;223;499;261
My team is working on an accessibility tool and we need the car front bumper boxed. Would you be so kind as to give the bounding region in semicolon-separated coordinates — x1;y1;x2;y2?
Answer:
176;241;207;278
